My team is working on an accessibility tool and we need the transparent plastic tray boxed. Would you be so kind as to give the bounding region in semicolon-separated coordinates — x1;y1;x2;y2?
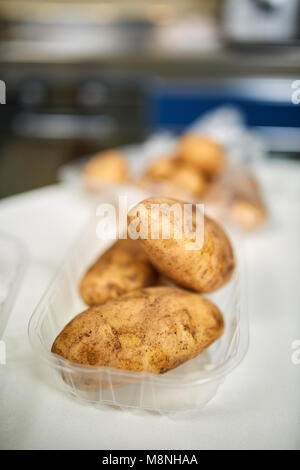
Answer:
0;233;27;338
28;203;248;416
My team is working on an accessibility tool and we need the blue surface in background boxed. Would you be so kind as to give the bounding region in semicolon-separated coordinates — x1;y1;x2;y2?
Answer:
146;82;300;132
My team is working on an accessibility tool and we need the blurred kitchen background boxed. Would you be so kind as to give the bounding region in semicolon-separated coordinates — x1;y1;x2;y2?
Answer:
0;0;300;198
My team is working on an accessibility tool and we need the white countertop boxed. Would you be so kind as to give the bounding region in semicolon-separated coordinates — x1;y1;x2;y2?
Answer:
0;161;300;450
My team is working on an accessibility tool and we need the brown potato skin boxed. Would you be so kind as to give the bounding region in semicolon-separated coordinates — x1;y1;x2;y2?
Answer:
52;286;224;374
179;134;225;176
84;150;128;186
146;155;207;198
168;165;207;198
146;155;180;179
128;197;235;293
80;239;157;306
230;199;267;231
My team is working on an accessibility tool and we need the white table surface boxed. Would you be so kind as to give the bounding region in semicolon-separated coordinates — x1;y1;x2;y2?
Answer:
0;160;300;450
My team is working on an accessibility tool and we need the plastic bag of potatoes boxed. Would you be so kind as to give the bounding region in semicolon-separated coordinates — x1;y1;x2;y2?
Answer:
83;131;267;232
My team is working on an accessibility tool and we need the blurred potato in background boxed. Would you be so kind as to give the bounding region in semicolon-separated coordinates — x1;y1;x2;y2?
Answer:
83;150;129;191
178;134;225;177
145;153;207;198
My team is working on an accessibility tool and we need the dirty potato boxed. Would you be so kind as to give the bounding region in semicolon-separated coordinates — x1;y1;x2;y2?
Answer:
52;286;224;374
127;197;235;293
80;239;157;306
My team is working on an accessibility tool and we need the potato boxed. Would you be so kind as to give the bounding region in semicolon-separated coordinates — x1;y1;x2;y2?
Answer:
230;199;267;231
145;156;207;198
52;286;224;374
170;165;206;197
204;168;267;231
127;197;235;292
146;155;179;179
179;134;225;176
80;239;157;306
83;150;128;187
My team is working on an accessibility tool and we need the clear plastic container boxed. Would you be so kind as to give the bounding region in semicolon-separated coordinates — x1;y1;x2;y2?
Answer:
28;203;248;416
0;233;27;338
